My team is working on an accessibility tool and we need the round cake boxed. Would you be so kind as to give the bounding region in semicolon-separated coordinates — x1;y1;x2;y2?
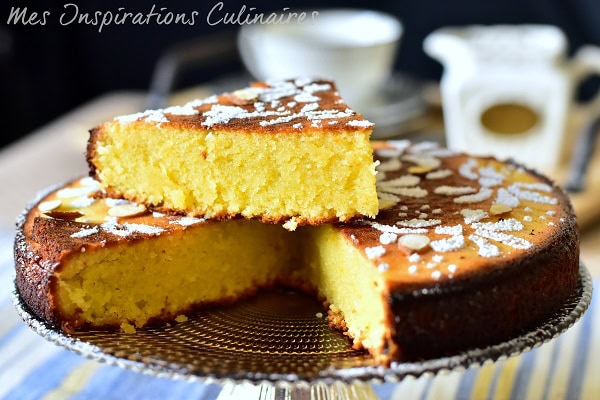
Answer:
14;141;579;363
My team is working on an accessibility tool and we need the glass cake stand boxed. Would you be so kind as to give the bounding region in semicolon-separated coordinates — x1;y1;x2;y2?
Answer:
13;264;593;400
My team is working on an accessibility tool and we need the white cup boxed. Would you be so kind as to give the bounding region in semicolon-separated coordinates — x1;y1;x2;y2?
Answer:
237;9;402;108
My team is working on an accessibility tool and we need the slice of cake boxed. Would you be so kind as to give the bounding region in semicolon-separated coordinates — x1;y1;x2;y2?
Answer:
87;79;378;226
15;141;580;363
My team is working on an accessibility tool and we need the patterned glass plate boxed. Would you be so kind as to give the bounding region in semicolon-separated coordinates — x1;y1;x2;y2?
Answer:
13;264;592;389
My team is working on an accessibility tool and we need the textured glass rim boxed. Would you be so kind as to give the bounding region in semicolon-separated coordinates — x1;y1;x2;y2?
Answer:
13;263;592;388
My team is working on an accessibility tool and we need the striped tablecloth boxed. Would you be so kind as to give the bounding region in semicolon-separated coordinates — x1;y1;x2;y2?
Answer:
0;226;597;400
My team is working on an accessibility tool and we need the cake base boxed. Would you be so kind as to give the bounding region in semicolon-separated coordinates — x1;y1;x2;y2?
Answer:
13;263;592;387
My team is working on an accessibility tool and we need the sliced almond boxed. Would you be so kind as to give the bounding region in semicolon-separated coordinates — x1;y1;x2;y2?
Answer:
38;199;62;212
378;198;399;210
108;203;146;218
56;187;94;199
44;211;84;220
408;165;433;175
435;185;478;196
232;88;259;101
403;155;442;170
490;203;513;215
378;175;420;188
376;158;402;172
398;234;430;251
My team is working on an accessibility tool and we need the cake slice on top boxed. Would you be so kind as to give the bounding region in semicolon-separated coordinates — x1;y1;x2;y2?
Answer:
87;78;379;227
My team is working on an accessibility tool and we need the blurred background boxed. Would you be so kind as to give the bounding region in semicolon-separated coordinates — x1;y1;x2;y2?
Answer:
2;3;600;399
3;0;600;148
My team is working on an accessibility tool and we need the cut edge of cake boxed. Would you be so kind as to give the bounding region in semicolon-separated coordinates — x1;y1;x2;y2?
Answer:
87;78;379;227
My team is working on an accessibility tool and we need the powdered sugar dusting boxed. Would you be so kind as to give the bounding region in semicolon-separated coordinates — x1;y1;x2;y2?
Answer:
397;218;441;228
203;105;282;127
469;234;500;257
163;105;200;116
118;79;372;130
303;83;332;93
453;188;493;204
430;224;465;252
472;218;524;232
408;253;421;263
459;158;479;180
379;232;398;245
301;103;319;113
170;217;206;227
347;120;375;128
71;226;100;239
460;209;488;224
508;184;558;205
100;222;165;237
365;246;386;259
514;182;552;192
494;188;520;208
294;92;320;103
368;222;428;235
474;228;532;249
259;116;295;127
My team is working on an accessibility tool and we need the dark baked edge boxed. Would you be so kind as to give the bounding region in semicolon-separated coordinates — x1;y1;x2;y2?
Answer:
387;162;580;360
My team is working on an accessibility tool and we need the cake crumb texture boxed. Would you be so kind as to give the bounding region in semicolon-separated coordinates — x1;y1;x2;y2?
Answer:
88;78;378;224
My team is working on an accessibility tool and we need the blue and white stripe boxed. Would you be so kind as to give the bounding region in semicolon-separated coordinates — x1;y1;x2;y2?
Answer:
0;227;597;400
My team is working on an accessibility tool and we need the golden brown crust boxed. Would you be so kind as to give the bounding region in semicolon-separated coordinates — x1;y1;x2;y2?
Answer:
15;228;60;327
389;222;578;359
342;143;579;360
88;79;372;137
337;144;577;289
14;188;64;327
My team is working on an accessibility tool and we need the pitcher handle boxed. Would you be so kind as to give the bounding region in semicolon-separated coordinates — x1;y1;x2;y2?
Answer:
565;45;600;192
572;45;600;106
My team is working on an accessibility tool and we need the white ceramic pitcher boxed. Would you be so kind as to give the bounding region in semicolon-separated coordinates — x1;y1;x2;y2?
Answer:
424;24;600;173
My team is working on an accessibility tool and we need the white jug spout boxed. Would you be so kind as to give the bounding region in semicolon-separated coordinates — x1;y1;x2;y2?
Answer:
423;28;473;68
